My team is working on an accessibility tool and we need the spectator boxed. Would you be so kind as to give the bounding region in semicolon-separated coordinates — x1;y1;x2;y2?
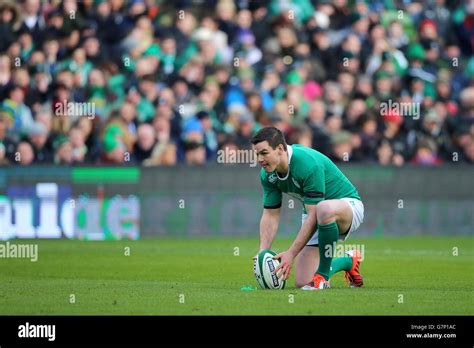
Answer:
411;136;442;165
133;123;156;164
381;109;411;159
0;140;9;165
2;84;34;136
359;114;380;161
53;135;74;165
120;101;138;136
325;115;343;136
82;36;106;66
183;131;206;165
246;90;269;126
0;1;21;53
69;126;87;163
28;122;53;163
418;109;452;160
156;87;182;142
377;139;404;166
288;125;313;148
234;112;256;150
102;111;134;164
76;117;99;163
195;111;218;160
306;99;331;154
16;140;34;165
463;138;474;164
158;35;178;76
330;131;354;162
143;141;177;166
343;98;367;132
0;112;16;161
0;54;12;101
20;0;45;45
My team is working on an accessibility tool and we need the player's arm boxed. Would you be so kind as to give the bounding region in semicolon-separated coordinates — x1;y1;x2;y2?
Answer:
287;204;318;256
256;170;282;254
274;165;325;279
259;207;280;251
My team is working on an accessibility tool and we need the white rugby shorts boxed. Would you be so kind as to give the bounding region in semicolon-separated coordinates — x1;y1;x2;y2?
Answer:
304;198;364;246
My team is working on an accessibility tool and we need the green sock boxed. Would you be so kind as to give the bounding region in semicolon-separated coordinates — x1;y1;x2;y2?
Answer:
329;256;353;278
316;221;339;280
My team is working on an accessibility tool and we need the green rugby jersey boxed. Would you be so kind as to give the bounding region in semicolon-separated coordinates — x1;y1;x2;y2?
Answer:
260;144;361;211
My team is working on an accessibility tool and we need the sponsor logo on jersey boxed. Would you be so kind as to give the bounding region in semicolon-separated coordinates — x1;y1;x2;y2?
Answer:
268;173;277;184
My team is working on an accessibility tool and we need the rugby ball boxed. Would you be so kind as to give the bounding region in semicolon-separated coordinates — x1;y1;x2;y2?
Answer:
253;249;286;289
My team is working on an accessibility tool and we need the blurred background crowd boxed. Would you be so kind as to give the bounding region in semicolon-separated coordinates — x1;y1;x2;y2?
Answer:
0;0;473;166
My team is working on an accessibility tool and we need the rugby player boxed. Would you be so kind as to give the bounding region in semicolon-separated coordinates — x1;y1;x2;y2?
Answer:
252;126;364;290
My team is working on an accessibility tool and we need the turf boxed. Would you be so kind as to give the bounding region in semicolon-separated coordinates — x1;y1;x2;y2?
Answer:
0;236;472;315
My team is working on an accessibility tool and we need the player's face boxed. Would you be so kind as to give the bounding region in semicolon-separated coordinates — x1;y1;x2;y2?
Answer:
253;141;283;173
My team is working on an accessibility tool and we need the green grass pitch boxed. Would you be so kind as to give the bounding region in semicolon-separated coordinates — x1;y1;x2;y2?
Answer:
0;236;472;315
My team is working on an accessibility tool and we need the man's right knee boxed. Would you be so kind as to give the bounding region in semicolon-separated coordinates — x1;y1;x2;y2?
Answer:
295;275;313;289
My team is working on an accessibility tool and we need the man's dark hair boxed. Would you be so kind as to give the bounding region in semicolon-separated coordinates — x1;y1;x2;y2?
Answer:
250;126;287;151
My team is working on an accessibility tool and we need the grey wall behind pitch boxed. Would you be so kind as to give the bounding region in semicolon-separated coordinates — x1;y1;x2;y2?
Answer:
0;165;472;238
139;165;473;237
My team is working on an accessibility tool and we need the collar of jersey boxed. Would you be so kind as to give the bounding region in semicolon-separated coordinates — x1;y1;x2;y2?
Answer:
276;145;293;181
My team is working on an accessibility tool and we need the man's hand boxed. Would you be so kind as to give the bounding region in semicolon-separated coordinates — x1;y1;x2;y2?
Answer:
273;250;296;280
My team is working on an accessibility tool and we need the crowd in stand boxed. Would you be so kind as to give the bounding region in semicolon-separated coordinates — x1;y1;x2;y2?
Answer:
0;0;473;166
